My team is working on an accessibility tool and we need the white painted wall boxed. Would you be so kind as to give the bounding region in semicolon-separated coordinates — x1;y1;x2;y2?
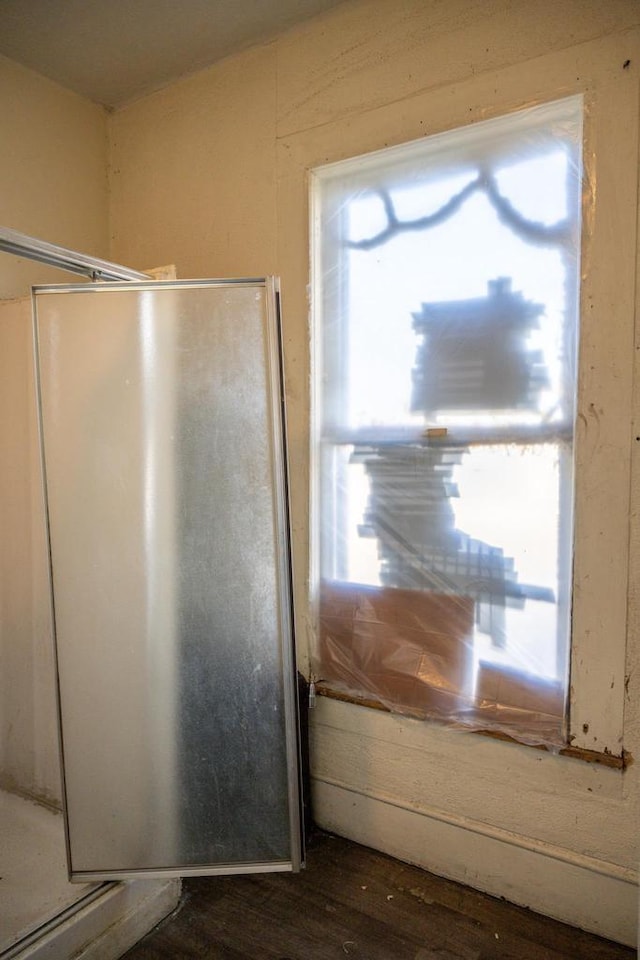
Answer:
0;59;109;802
109;0;640;945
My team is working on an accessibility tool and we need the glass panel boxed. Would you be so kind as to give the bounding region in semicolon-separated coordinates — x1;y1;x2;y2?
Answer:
313;97;582;744
34;280;300;880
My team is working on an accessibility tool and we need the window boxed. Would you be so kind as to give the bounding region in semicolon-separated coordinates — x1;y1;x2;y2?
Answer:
311;97;583;745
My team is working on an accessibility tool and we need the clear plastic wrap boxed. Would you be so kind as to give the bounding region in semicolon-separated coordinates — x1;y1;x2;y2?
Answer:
311;96;585;748
316;580;565;746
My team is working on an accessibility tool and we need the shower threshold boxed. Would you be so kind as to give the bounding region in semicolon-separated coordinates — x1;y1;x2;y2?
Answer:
0;789;180;959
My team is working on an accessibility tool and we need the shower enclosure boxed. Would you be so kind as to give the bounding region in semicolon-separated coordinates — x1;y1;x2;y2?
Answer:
0;233;301;956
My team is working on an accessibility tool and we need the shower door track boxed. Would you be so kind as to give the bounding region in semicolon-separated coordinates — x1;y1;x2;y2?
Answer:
0;226;147;282
0;884;113;960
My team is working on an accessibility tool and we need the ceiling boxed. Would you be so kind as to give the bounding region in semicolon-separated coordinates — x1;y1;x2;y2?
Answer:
0;0;346;109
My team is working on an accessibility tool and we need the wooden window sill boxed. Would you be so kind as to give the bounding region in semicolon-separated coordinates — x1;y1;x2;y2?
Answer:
315;684;631;770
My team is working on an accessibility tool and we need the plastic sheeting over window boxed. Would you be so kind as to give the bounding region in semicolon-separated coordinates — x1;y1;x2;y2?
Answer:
311;96;583;747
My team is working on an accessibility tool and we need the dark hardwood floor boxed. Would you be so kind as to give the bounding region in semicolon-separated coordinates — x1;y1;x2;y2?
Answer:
122;831;635;960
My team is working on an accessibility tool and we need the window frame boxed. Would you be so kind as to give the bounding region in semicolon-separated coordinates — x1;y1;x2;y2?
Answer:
275;31;638;760
312;99;582;705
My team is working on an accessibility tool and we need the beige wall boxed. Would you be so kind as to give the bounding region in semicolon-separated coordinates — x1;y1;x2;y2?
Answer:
108;44;278;279
0;59;109;802
0;298;62;805
0;55;109;298
109;0;640;944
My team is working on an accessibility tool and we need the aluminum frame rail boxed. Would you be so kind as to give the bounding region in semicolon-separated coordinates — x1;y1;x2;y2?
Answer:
0;226;148;282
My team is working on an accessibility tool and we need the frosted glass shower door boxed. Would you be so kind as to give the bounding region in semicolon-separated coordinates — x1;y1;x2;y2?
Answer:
33;279;301;881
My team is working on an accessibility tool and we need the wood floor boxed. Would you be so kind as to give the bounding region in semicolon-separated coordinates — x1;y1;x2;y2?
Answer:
122;831;635;960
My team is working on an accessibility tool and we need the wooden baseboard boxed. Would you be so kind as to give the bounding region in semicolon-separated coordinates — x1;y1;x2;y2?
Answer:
312;777;638;947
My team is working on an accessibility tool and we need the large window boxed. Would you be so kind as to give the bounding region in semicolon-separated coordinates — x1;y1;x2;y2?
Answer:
312;97;583;745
